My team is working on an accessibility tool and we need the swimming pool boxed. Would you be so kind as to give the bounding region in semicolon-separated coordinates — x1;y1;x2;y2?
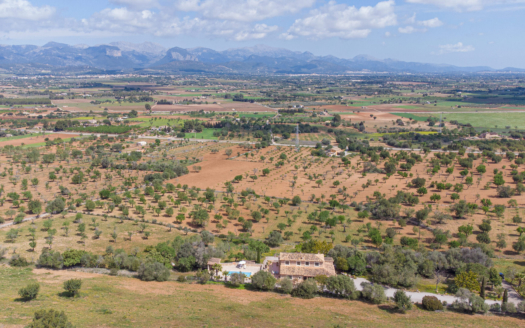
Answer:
228;271;252;277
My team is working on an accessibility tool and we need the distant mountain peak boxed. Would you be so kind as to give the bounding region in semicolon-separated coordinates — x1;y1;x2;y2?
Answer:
109;41;166;55
353;54;380;62
0;41;519;74
42;42;70;49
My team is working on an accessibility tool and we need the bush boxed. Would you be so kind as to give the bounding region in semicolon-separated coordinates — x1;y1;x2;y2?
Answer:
62;249;86;267
360;282;386;304
490;303;501;312
266;231;284;247
138;262;170;282
251;271;277;291
177;275;186;282
37;249;63;269
394;290;412;312
9;254;29;267
279;278;293;294
400;236;418;249
422;296;443;311
196;271;210;284
109;268;119;276
229;272;246;287
502;302;517;313
291;279;318;299
18;283;40;300
326;275;359;300
470;295;489;313
63;279;82;297
27;309;73;328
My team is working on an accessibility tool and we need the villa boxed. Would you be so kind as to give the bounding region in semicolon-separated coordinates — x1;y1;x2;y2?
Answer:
207;252;336;283
272;253;336;281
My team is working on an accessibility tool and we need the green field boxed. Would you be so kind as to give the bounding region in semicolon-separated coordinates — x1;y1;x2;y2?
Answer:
185;128;218;140
236;113;276;118
391;113;431;121
128;118;183;128
427;112;525;129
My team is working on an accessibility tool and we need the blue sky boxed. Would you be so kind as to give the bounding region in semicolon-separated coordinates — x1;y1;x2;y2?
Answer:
1;0;524;68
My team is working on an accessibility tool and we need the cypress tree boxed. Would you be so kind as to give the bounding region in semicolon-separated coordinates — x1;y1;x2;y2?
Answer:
480;276;486;299
502;288;508;303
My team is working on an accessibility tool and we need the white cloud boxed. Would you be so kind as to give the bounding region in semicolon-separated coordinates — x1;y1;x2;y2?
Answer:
80;6;278;41
385;31;391;37
418;17;443;27
175;0;316;22
82;7;154;33
109;0;158;10
234;24;279;41
438;42;475;54
397;14;442;33
0;0;55;20
282;0;397;40
398;26;425;33
406;0;525;12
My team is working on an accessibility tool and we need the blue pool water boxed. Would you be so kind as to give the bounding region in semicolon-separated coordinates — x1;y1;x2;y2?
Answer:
228;271;252;277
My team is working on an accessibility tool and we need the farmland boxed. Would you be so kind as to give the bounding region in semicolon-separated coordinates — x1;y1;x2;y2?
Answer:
0;74;525;327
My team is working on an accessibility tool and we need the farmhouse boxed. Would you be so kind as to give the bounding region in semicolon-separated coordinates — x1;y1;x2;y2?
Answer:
136;141;147;147
479;132;500;139
268;253;336;281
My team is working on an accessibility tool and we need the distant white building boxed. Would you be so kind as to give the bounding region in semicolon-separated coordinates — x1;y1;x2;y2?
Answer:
136;141;147;147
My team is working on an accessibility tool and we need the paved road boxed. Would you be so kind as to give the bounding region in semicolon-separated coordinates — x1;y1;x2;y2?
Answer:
352;277;522;305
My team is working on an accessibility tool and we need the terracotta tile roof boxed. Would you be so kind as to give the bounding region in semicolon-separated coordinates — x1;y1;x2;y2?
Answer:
280;264;336;277
207;258;221;265
279;253;324;262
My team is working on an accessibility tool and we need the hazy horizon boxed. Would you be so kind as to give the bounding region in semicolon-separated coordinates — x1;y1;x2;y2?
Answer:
0;0;523;69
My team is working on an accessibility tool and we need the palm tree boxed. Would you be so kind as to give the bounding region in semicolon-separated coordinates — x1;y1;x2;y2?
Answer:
222;270;230;282
211;263;223;279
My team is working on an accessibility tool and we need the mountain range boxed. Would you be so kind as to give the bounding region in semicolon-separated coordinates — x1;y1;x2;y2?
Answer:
0;41;522;75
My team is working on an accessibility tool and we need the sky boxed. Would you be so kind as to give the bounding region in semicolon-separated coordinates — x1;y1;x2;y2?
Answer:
0;0;524;68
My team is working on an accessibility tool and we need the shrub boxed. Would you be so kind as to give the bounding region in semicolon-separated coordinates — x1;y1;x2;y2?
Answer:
37;249;63;269
62;249;86;267
251;271;277;291
26;309;73;328
196;271;210;284
9;255;29;267
470;295;489;313
109;268;119;276
360;282;386;304
63;279;82;297
229;272;246;287
490;303;501;312
400;236;418;249
476;232;491;244
177;275;186;282
266;231;284;247
502;302;517;313
394;290;412;312
138;262;170;282
422;296;443;311
279;278;293;294
18;283;40;300
326;275;359;300
291;196;302;206
291;279;318;299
